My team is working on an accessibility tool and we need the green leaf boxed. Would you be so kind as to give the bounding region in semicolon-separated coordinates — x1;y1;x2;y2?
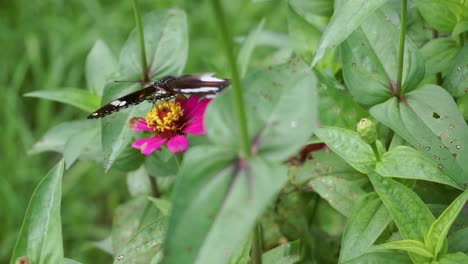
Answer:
228;237;251;264
163;146;287;263
63;125;101;169
443;44;468;98
10;160;64;264
64;258;83;264
376;146;460;189
343;251;411;264
340;11;424;106
289;0;333;17
315;126;382;173
24;88;100;112
315;70;368;130
448;227;468;253
113;216;167;264
287;2;321;62
262;241;301;264
370;85;468;187
29;120;97;154
453;20;468;36
144;152;178;177
421;38;460;76
237;19;265;78
433;252;468;264
339;193;392;262
112;197;163;256
86;39;117;96
119;9;188;78
414;0;468;33
206;60;318;162
127;166;152;197
425;190;468;257
147;197;171;217
368;170;435;242
370;240;434;258
311;0;388;66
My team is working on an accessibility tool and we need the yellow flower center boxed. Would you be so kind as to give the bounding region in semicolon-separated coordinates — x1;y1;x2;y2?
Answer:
145;101;184;135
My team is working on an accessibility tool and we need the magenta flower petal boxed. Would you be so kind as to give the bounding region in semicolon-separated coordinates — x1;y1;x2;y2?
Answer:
132;137;167;156
167;135;189;153
131;118;153;132
183;116;205;135
182;97;211;121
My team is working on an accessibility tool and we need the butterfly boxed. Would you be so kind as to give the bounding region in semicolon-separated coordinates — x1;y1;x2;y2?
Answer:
87;73;230;119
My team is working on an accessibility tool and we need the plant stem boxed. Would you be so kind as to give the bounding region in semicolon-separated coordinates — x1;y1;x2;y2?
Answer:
174;154;183;168
251;223;263;264
371;142;381;162
396;0;407;96
132;0;149;82
210;0;251;158
148;175;160;197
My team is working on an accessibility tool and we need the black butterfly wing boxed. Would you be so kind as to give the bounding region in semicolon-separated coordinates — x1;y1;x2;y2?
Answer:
167;73;230;97
87;86;174;119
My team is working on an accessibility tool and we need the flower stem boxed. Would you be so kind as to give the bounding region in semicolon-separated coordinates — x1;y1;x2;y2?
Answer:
132;0;149;82
396;0;407;96
371;142;381;162
174;154;182;168
210;0;251;158
251;223;263;264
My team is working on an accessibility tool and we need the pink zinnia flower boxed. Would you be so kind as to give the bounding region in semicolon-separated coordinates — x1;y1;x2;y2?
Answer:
130;96;210;155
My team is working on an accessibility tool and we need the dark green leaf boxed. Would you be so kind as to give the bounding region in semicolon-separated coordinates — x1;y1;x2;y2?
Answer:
425;190;468;257
315;126;383;173
448;227;468;253
434;252;468;263
206;60;318;162
311;0;388;66
119;9;188;78
370;85;468;187
144;153;178;177
288;2;321;62
443;44;468;98
376;146;460;189
421;38;460;76
289;0;334;17
237;19;265;78
414;0;468;33
343;251;411;264
86;39;117;96
340;11;424;106
262;241;301;264
368;170;435;242
24;88;100;112
339;193;391;262
453;20;468;36
10;160;64;264
163;146;287;263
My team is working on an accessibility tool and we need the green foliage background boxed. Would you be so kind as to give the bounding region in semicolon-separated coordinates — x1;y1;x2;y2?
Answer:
0;0;286;263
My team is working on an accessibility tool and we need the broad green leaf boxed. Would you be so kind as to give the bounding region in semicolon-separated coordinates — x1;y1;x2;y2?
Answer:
163;146;287;264
453;20;468;36
343;251;411;264
237;19;264;78
147;197;171;217
144;152;177;177
10;160;64;264
311;0;388;66
370;85;468;187
315;126;383;173
376;146;460;189
127;166;152;197
206;60;318;162
112;146;145;172
100;82;152;172
370;240;434;258
112;197;163;256
340;11;425;106
339;193;392;262
448;227;468;253
425;190;468;257
86;39;117;96
289;0;334;17
119;9;187;79
65;259;83;264
414;0;468;33
421;38;460;76
29;120;97;154
434;252;468;263
262;241;301;264
315;70;368;130
443;44;468;98
368;170;435;263
368;170;435;242
228;237;251;264
288;2;321;62
113;216;167;264
63;125;101;169
24;88;100;112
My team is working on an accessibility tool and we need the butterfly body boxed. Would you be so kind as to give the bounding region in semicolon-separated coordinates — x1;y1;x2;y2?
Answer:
87;73;229;119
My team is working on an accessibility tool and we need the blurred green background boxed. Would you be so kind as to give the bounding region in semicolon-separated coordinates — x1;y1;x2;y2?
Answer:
0;0;286;262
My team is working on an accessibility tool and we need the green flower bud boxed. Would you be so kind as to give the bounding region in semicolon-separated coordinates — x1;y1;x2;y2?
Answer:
357;118;377;144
